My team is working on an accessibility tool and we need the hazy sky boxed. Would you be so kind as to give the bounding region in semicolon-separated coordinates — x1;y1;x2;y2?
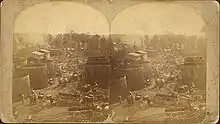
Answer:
111;3;205;36
14;2;109;35
14;2;205;36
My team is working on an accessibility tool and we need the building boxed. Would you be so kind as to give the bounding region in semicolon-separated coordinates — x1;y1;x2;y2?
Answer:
32;51;45;60
49;49;61;56
39;49;50;59
126;52;142;64
135;50;148;61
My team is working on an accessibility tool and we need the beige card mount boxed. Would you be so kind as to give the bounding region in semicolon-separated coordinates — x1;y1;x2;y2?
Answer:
1;0;219;123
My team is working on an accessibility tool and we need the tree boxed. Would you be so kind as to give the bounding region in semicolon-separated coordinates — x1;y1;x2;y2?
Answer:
197;36;206;57
46;34;53;46
53;34;63;48
63;33;70;47
90;34;100;49
144;35;150;49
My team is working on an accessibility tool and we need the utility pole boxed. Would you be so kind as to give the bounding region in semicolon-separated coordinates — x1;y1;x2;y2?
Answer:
108;23;112;103
74;33;79;72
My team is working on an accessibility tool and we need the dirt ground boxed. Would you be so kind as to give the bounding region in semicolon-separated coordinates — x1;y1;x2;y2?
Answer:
111;82;169;122
13;78;78;122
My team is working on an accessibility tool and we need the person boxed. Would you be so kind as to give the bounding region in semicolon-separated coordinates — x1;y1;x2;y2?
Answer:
145;79;150;86
191;82;196;88
93;82;100;92
127;92;135;106
189;82;196;93
42;101;47;109
13;107;18;119
124;116;129;122
85;84;92;93
31;91;37;105
73;73;78;81
140;100;145;111
21;94;25;104
127;95;131;105
19;94;25;104
143;95;151;107
48;78;53;86
118;96;122;104
27;115;32;122
103;106;115;123
58;77;62;83
146;96;151;107
33;94;37;105
104;105;110;113
94;82;98;88
49;96;54;106
39;92;44;100
29;94;33;105
141;97;148;110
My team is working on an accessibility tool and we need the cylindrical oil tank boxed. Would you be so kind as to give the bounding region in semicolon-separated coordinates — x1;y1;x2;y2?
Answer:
17;64;48;90
40;59;56;78
125;65;146;91
136;60;153;80
110;58;125;78
85;64;110;89
144;62;153;80
13;57;27;68
13;57;28;75
111;67;125;79
110;58;124;67
27;57;40;64
182;56;206;91
110;76;128;103
13;73;31;103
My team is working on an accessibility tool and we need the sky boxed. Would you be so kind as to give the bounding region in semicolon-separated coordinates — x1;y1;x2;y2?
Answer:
14;2;109;35
111;3;205;36
14;2;205;36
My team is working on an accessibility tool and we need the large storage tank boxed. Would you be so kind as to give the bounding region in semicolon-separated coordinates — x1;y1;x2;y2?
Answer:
27;57;40;64
110;76;128;103
144;62;153;80
136;60;153;80
85;57;111;89
47;59;56;78
13;57;28;75
182;56;206;91
85;64;111;89
13;57;27;68
110;57;125;67
13;73;31;103
125;65;146;91
17;64;48;90
111;67;125;79
40;59;56;78
85;65;110;89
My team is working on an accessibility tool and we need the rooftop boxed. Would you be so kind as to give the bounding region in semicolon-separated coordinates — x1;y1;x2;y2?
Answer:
32;51;45;56
39;49;50;53
128;52;141;57
135;50;147;54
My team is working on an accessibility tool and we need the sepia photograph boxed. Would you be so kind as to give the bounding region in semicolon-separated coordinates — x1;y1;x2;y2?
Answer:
1;0;219;123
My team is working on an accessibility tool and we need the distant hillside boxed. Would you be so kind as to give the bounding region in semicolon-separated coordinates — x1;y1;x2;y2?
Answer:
13;33;47;45
13;33;50;57
111;33;206;55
